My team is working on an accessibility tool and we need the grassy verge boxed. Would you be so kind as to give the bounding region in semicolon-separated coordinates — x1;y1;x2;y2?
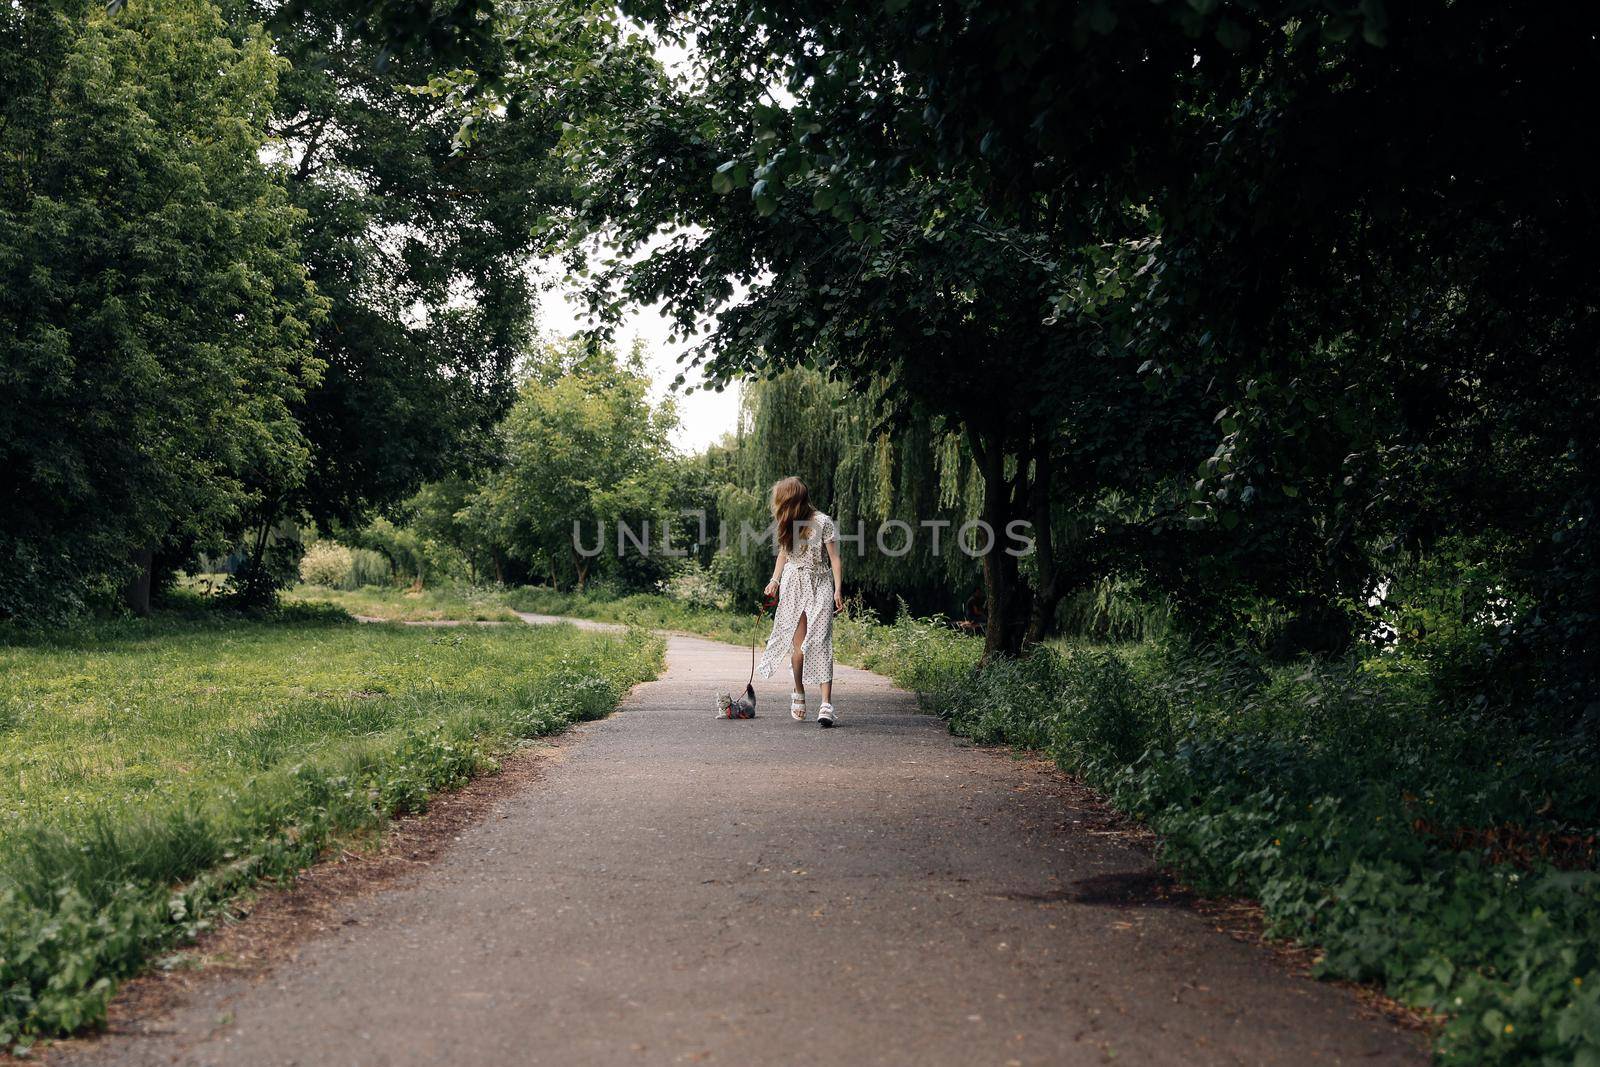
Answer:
486;587;1600;1064
282;583;522;622
0;604;661;1048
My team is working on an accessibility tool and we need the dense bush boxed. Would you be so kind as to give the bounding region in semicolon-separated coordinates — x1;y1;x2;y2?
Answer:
1055;577;1171;644
343;518;454;587
297;540;353;587
656;561;734;611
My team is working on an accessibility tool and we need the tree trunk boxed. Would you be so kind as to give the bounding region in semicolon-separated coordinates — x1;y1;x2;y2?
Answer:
571;546;589;593
972;428;1026;660
122;547;154;617
1023;442;1066;647
248;518;270;577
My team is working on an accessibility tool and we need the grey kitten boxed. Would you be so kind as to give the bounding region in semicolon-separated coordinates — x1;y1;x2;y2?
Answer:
716;683;757;719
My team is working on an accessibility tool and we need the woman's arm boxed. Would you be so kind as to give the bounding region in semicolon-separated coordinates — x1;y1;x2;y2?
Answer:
827;538;844;611
764;547;788;596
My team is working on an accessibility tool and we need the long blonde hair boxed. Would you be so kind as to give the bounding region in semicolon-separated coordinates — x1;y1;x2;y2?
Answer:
770;476;816;554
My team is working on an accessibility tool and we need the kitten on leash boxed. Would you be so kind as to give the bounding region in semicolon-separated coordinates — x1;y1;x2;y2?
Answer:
716;684;757;719
715;593;774;720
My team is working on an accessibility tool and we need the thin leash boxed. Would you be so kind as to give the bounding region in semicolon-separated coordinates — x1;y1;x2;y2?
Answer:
747;592;776;691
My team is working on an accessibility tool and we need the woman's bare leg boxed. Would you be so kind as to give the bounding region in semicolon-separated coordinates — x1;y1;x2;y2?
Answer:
790;611;808;693
820;680;832;704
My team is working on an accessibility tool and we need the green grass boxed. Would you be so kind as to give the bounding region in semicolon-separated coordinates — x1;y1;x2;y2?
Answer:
282;583;522;622
280;582;771;640
0;604;661;1047
284;583;771;636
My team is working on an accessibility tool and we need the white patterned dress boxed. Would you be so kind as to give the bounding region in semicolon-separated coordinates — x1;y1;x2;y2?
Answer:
756;512;837;684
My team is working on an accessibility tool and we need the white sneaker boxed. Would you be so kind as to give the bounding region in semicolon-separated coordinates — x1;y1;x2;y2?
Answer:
818;702;836;728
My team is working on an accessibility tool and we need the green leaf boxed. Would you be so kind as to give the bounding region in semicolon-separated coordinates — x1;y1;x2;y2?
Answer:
753;179;777;216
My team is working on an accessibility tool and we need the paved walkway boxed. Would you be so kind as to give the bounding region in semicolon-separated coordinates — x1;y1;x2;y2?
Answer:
60;626;1424;1066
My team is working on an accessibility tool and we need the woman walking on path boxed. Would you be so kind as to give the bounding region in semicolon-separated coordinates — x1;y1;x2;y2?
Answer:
757;477;844;726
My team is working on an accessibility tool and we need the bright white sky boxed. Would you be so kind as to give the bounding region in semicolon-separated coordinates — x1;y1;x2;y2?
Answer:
533;30;744;456
536;285;743;455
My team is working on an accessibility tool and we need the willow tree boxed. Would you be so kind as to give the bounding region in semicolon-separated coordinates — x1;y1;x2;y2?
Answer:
708;369;982;616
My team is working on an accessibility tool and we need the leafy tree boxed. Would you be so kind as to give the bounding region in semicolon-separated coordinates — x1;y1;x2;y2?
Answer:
404;476;502;584
540;0;1598;697
215;0;531;570
523;4;1206;655
1131;3;1600;702
710;368;986;616
473;339;677;590
0;0;323;620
